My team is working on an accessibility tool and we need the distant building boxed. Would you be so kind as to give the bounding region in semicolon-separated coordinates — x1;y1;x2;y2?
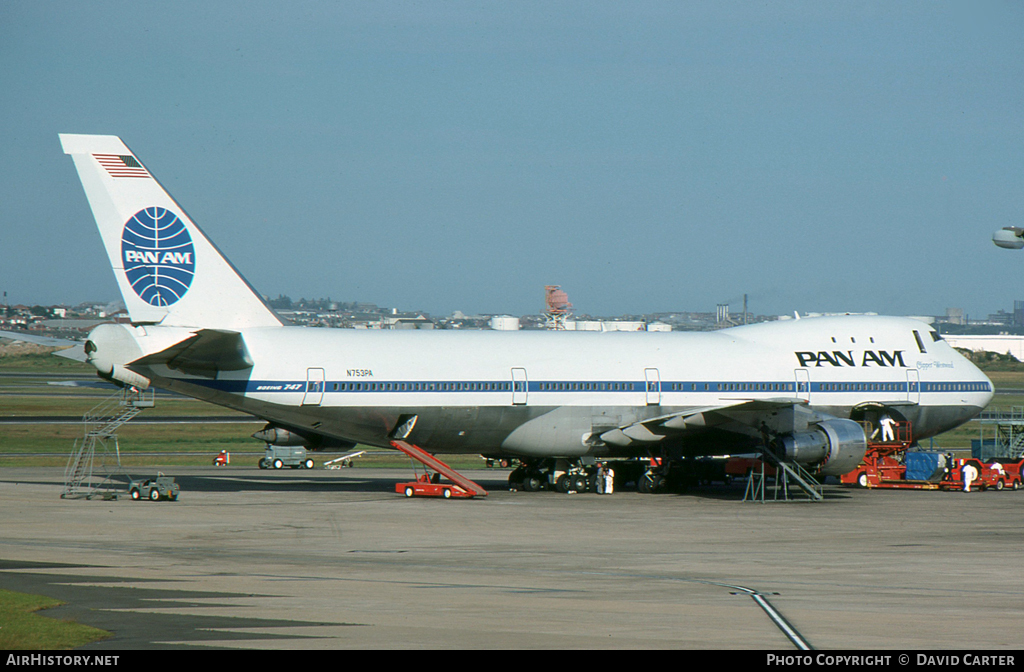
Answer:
943;334;1024;360
384;314;434;329
944;308;965;325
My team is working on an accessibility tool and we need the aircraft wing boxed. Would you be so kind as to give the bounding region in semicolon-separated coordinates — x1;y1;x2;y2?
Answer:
598;397;811;447
129;329;253;377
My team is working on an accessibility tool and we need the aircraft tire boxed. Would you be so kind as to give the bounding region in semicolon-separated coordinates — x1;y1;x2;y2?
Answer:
572;474;589;493
522;475;542;492
555;474;571;493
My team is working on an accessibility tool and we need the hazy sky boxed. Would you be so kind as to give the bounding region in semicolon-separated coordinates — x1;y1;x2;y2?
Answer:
1;2;1022;319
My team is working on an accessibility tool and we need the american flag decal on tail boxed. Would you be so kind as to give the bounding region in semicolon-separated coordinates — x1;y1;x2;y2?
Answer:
94;153;150;178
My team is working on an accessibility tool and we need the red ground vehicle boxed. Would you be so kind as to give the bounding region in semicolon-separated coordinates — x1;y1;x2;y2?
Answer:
842;417;1023;491
992;458;1024;489
391;440;486;499
725;456;777;478
841;421;932;489
396;473;475;499
940;458;1022;492
213;450;229;467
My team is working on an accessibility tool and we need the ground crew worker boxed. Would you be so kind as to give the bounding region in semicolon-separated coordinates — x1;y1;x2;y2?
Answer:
962;461;979;492
597;464;608;494
604;464;615;495
879;415;896;442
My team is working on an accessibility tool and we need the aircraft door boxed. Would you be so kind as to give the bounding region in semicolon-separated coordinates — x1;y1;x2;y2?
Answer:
511;367;528;405
795;369;810;403
302;367;325;406
907;369;920;404
645;368;661;405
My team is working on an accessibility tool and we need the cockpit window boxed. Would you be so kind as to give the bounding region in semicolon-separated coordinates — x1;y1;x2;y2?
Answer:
912;330;927;354
930;331;943;342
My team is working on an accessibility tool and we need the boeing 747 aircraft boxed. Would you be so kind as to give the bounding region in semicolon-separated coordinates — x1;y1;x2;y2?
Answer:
55;134;993;492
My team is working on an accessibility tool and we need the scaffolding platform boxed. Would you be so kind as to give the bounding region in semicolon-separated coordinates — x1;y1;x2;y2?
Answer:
62;387;153;499
975;407;1024;461
743;448;823;503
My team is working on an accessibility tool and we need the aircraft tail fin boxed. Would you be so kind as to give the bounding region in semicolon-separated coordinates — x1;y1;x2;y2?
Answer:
59;134;281;329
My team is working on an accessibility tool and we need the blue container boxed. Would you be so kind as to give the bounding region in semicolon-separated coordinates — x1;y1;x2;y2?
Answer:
905;452;945;482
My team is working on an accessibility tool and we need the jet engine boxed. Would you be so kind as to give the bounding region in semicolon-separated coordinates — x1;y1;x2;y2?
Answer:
252;425;356;451
778;418;867;476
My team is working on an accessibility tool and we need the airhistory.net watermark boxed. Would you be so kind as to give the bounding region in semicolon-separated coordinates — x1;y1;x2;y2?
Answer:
6;655;119;667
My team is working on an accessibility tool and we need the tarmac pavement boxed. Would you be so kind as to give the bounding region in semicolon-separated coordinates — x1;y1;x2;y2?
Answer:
0;466;1021;649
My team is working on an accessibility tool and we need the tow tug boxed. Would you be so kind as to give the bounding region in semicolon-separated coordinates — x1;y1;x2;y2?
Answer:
128;473;179;501
940;457;1022;492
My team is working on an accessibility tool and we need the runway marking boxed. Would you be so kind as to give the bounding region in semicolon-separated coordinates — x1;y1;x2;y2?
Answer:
714;581;812;650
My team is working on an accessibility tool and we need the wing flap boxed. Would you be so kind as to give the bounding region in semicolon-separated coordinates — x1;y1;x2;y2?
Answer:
600;397;808;446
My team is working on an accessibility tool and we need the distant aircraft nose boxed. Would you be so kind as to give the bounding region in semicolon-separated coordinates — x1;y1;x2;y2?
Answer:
993;227;1024;249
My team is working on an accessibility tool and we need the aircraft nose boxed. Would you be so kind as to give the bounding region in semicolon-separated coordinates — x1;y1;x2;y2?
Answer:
968;359;995;408
980;370;995;407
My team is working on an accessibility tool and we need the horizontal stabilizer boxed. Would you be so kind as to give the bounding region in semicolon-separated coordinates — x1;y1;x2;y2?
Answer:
130;329;252;377
0;330;88;362
0;330;79;347
54;344;88;362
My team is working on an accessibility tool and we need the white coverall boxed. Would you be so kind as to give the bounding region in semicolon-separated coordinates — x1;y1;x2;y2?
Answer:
962;463;979;492
879;416;896;442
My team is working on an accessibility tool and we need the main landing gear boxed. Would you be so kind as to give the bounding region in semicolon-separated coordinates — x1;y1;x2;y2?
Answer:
508;458;639;494
507;457;710;494
508;459;596;493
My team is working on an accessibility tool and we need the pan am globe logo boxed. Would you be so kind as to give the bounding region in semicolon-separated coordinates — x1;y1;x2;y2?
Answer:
121;207;196;306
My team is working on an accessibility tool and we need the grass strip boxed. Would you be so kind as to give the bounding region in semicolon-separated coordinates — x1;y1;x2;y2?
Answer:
0;589;110;650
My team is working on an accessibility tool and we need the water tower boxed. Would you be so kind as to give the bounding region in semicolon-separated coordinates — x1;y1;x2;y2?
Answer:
544;286;573;330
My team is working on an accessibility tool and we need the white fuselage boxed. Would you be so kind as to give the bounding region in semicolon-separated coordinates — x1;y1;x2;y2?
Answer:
124;314;993;458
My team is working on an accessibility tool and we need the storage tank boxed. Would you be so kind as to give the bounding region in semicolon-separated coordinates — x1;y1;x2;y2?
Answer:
489;315;520;331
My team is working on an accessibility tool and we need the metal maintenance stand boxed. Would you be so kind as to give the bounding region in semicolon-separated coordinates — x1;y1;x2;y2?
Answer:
62;387;154;499
743;447;824;503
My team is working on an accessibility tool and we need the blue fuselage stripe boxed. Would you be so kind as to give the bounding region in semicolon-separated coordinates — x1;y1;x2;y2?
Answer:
184;379;992;395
